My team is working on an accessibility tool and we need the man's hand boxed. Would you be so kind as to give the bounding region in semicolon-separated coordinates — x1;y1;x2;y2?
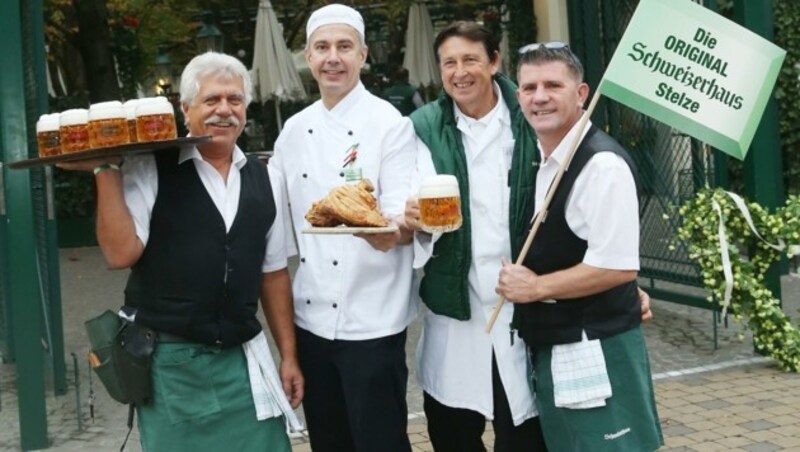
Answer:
56;157;122;173
403;197;422;232
639;287;653;323
279;358;304;409
496;257;539;303
355;216;406;251
355;228;401;251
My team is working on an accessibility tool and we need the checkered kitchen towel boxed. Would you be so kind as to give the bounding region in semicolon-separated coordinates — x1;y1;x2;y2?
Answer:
242;331;304;432
551;331;612;409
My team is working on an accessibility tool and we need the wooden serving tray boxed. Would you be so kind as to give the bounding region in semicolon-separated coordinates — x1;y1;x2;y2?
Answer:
8;136;212;170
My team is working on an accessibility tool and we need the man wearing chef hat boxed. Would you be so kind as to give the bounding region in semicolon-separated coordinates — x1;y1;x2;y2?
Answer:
269;4;417;451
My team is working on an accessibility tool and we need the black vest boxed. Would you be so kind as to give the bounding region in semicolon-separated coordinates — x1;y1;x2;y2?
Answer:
516;126;640;347
124;148;275;346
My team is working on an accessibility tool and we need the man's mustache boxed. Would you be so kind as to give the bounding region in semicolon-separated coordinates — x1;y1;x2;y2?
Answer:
204;115;241;126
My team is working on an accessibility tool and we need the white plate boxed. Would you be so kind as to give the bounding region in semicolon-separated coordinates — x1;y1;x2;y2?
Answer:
302;225;399;235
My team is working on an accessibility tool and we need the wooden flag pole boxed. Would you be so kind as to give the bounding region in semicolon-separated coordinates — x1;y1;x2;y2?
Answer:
485;89;602;334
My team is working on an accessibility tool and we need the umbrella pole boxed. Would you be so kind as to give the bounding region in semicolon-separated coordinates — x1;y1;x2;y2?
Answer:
274;96;283;132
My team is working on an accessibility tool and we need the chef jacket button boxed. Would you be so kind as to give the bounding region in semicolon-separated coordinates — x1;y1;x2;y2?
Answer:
306;299;311;304
302;173;308;178
332;303;338;308
339;171;345;177
347;130;353;136
300;257;306;263
333;260;338;266
308;129;313;134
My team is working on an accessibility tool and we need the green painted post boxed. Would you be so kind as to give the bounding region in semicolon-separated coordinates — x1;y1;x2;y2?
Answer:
0;0;49;449
733;0;784;303
27;0;67;396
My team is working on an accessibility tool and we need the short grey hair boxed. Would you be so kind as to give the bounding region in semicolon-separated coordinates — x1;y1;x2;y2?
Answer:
179;52;253;106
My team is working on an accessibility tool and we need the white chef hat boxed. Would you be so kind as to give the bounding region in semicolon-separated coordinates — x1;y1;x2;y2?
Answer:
306;4;365;42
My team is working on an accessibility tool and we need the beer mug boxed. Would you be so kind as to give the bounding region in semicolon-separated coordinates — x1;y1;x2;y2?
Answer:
418;175;462;233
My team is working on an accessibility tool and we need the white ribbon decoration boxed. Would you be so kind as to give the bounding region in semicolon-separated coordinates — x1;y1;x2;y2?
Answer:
709;190;792;318
711;198;735;317
724;191;786;252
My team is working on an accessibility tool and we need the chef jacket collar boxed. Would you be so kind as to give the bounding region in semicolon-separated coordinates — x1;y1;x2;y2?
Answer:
321;81;367;122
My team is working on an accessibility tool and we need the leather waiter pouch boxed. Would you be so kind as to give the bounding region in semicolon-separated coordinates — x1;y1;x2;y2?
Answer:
84;310;156;405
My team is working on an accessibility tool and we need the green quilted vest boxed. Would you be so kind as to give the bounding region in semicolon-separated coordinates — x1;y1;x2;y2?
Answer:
410;74;539;320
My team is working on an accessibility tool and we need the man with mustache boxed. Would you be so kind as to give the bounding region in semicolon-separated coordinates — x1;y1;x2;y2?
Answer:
270;4;416;451
62;52;302;451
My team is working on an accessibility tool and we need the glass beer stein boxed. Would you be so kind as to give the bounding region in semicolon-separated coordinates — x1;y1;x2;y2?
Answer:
36;113;61;157
418;175;462;233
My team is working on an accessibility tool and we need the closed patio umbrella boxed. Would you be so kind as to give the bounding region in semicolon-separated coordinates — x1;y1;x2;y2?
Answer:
402;2;439;89
251;0;306;131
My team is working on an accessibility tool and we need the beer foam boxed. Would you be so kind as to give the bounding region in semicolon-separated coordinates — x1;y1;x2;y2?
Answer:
36;113;60;133
90;101;123;110
136;101;174;117
123;99;141;119
89;105;126;121
59;109;89;126
418;174;460;198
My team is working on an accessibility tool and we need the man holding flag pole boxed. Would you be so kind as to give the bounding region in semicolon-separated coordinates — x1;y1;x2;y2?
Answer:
495;43;664;450
493;0;785;448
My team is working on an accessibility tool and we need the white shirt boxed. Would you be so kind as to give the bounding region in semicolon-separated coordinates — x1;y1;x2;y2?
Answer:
270;82;417;341
413;85;538;426
534;119;639;275
121;144;292;272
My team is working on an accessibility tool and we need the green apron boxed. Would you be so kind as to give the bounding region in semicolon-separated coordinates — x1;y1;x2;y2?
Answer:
137;342;291;452
532;326;663;452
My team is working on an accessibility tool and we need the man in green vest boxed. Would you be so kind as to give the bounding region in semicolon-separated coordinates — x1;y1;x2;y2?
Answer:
403;21;546;451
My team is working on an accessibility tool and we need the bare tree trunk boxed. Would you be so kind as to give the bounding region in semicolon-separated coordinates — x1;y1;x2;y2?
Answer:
73;0;120;102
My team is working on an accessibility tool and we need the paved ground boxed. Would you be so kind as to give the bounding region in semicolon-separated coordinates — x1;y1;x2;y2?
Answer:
1;246;799;451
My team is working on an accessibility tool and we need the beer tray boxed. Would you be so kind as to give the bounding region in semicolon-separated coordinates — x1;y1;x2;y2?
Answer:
302;225;399;235
7;136;212;170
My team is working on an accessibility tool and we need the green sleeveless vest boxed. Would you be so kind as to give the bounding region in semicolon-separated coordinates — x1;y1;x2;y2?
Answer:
409;74;539;320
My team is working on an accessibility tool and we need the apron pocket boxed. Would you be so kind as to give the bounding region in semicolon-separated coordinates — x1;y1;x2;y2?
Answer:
154;345;221;424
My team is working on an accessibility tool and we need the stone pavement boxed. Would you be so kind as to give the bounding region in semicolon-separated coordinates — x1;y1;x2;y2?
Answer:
1;246;799;451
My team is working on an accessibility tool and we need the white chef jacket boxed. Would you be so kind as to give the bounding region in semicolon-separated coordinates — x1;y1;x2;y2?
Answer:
270;82;417;341
121;144;292;272
534;119;639;277
413;84;538;426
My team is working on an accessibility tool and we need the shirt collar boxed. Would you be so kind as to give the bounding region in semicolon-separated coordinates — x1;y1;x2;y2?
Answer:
538;118;593;166
453;81;509;129
179;135;247;170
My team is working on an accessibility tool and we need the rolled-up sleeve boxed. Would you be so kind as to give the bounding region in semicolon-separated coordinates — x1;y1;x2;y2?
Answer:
262;165;294;272
121;154;158;246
